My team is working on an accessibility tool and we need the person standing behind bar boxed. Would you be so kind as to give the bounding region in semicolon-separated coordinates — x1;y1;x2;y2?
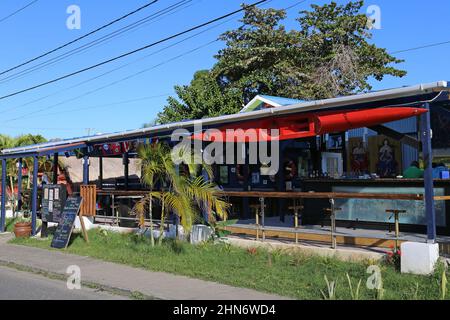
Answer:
432;162;447;179
403;161;424;179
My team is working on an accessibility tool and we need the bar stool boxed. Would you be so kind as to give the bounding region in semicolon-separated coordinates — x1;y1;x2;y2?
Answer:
288;199;304;244
386;209;406;250
323;199;342;249
250;200;266;241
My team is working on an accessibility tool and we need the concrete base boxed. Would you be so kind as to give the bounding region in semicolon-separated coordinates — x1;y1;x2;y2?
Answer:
74;216;95;231
401;241;440;275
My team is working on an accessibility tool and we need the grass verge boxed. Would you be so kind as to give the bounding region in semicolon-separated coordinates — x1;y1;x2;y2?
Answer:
10;229;449;300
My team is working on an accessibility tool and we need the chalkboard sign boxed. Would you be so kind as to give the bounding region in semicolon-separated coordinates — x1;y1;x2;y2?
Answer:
51;197;82;249
42;185;67;223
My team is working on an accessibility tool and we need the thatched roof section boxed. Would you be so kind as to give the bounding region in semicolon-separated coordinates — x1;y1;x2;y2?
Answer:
61;157;141;184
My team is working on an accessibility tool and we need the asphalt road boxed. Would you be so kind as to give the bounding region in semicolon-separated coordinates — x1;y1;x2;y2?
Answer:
0;266;128;300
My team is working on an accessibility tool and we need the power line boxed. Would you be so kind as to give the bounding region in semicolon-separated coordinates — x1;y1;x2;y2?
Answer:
1;13;235;114
390;40;450;54
8;94;172;120
4;39;219;122
0;0;159;76
0;0;39;24
1;0;303;121
285;0;308;11
0;0;196;84
0;0;267;102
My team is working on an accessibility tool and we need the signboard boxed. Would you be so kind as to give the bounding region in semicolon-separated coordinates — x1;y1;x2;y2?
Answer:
42;185;67;223
51;197;82;249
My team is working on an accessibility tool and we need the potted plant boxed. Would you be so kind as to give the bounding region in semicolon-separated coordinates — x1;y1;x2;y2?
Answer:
14;214;32;238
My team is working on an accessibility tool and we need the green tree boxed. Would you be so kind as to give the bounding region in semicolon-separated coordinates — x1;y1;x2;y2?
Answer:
0;134;48;213
156;70;242;124
294;1;406;99
156;1;406;123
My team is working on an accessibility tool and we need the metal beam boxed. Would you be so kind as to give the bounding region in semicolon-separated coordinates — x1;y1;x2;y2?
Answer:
123;152;129;190
53;153;58;184
31;156;38;236
1;158;6;233
99;156;103;188
17;158;22;211
83;155;89;185
420;103;436;242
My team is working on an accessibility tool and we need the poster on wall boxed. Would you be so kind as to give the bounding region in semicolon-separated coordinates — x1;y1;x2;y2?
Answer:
327;134;343;150
369;135;402;177
347;137;369;175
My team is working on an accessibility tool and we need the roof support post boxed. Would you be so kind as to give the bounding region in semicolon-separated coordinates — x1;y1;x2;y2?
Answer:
52;153;58;185
1;158;7;233
277;141;288;223
31;155;38;236
242;143;250;219
420;102;436;242
99;156;103;188
83;155;89;185
123;152;129;190
17;158;23;212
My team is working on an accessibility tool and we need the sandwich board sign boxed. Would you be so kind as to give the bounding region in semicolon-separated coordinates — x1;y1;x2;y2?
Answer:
51;197;82;249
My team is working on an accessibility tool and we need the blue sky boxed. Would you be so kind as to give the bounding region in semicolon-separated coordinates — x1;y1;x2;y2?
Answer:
0;0;449;140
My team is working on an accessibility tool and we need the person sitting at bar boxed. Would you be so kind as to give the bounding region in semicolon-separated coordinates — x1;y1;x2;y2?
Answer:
403;161;424;178
432;162;448;179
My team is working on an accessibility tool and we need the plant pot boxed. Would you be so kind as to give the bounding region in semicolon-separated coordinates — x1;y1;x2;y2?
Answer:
14;222;32;238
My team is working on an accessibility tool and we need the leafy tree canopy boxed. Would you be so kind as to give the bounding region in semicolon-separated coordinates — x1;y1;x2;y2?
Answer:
156;1;406;124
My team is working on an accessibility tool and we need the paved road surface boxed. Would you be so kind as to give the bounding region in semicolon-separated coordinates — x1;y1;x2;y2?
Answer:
0;266;128;300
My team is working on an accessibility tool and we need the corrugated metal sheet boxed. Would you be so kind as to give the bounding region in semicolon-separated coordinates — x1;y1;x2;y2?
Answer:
384;117;417;134
348;118;417;138
402;143;419;171
348;128;377;138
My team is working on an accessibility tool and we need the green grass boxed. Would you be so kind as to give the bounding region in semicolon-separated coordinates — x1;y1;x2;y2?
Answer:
10;229;450;300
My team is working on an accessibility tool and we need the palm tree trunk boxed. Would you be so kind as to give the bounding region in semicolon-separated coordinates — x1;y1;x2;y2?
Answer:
149;193;154;247
26;162;31;189
9;176;15;217
158;196;165;245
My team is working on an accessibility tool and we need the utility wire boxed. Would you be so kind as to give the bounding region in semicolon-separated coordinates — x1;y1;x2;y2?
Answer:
0;0;39;24
0;0;267;101
9;94;172;120
0;0;196;84
1;14;235;114
390;40;450;54
1;0;301;120
0;0;159;76
4;39;219;122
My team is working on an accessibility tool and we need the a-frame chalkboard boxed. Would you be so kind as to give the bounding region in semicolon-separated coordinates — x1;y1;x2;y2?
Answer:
51;197;83;249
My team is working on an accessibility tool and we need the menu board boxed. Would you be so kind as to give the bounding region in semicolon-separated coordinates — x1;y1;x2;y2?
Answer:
51;197;82;249
42;185;67;223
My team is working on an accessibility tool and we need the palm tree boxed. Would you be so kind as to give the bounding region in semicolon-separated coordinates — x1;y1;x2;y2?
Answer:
133;142;228;246
0;134;53;214
0;135;18;215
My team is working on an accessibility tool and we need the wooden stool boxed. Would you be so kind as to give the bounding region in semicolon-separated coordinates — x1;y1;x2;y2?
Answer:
250;201;266;241
386;209;406;250
288;200;304;244
323;199;342;249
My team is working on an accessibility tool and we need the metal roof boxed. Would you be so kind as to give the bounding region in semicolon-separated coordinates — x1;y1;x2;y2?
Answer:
2;80;449;157
259;95;305;106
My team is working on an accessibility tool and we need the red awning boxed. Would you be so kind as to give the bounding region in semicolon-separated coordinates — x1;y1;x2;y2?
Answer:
190;107;427;142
